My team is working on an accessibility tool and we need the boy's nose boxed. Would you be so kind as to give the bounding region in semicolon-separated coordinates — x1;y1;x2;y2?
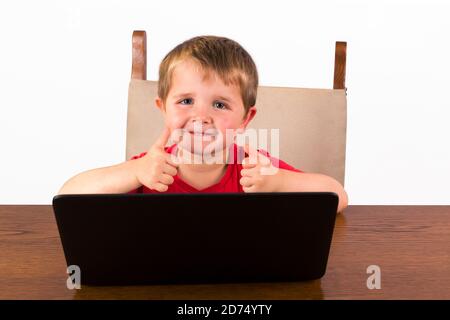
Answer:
190;116;212;125
190;108;212;124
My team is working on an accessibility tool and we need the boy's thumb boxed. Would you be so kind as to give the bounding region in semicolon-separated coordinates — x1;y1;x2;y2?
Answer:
154;126;171;149
243;143;258;156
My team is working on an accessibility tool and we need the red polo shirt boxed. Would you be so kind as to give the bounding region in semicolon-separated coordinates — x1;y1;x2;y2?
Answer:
127;143;303;193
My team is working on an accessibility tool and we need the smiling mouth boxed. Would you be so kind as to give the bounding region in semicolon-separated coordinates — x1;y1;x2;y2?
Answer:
185;129;217;136
190;132;212;136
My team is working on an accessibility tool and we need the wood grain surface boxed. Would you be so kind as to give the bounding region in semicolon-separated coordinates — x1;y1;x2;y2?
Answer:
1;205;449;299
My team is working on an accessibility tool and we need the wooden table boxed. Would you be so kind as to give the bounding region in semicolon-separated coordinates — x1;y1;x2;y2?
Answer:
1;205;449;300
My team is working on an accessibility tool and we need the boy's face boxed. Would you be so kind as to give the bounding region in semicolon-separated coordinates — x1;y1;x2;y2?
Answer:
156;59;256;157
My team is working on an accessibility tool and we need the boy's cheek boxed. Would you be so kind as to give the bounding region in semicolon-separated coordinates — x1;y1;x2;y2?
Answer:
165;115;185;131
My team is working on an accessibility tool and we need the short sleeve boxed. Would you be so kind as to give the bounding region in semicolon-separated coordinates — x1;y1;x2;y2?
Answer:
258;149;304;173
276;159;303;173
129;151;148;161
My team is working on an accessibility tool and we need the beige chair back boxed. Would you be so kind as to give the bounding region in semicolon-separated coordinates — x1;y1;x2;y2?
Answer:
126;79;347;186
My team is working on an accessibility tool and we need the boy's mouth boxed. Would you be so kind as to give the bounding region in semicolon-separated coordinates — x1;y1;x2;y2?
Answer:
183;121;219;137
185;128;217;136
189;131;212;136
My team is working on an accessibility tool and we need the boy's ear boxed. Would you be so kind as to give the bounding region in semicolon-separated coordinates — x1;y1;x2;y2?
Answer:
155;97;165;113
240;106;257;130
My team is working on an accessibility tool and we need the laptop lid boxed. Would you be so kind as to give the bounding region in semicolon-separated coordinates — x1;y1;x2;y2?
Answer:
52;192;338;285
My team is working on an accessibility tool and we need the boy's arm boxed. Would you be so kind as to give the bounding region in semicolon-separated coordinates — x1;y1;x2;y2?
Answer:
57;158;142;195
240;144;348;213
276;169;349;214
57;126;178;195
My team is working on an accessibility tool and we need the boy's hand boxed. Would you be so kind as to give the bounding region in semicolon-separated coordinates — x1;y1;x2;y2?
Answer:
239;144;281;193
133;126;179;192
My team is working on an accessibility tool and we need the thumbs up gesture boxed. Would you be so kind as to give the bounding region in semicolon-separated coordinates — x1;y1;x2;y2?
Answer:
239;144;281;193
133;126;179;192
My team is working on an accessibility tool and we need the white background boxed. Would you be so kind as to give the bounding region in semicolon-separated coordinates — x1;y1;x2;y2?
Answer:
1;0;449;204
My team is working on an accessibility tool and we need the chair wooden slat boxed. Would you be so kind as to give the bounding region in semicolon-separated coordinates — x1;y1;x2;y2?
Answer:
131;30;147;80
333;41;347;90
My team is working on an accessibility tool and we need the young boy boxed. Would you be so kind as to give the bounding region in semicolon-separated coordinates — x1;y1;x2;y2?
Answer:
58;36;348;213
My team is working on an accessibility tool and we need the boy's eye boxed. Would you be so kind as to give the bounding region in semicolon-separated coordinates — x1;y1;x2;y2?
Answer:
213;101;228;110
179;98;193;105
178;98;228;110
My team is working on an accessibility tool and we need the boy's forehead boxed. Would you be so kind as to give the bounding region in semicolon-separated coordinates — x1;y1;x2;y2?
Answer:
172;60;220;84
170;60;241;97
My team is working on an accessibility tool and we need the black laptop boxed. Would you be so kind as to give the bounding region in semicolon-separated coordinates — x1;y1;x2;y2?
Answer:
52;192;338;286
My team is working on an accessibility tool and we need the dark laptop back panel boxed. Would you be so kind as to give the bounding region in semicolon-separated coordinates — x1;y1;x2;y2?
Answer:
53;192;338;285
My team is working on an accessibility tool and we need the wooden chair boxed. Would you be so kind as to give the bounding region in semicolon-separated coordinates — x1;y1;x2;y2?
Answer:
126;30;347;186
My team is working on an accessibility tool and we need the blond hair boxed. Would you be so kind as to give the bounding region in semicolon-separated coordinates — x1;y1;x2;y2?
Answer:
158;36;258;116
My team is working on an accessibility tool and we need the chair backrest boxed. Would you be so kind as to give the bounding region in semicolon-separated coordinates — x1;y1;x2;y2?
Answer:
125;31;348;186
